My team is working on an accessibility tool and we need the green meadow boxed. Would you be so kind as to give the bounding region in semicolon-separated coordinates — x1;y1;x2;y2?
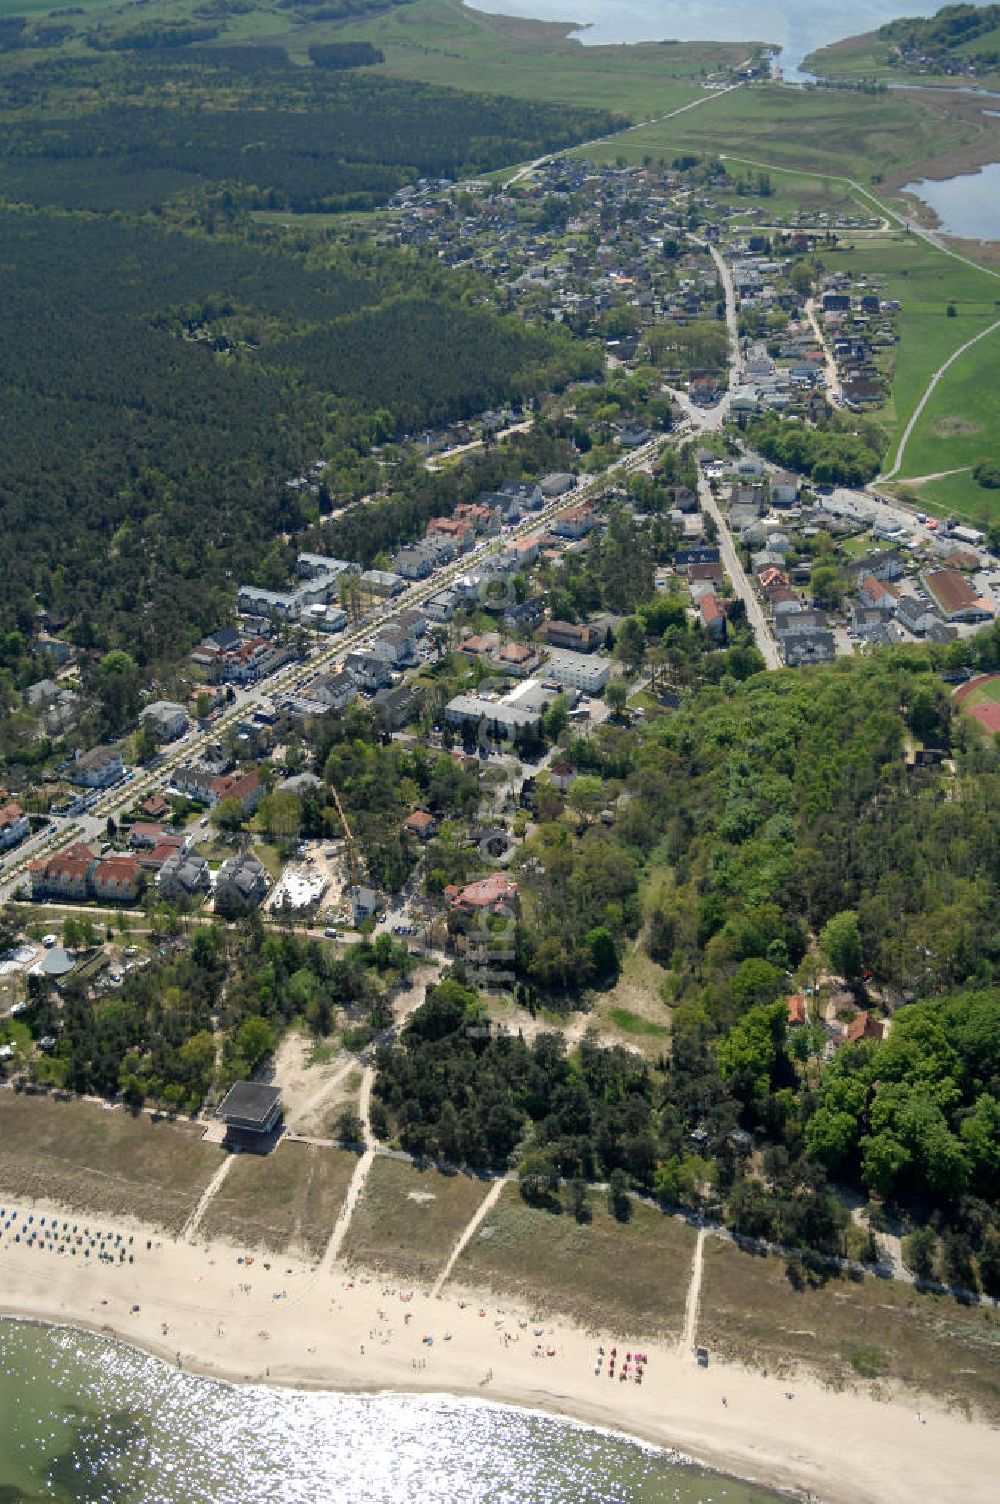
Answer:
331;0;745;115
572;80;994;185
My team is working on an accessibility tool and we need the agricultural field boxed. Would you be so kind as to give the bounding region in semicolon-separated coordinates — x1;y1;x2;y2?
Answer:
699;1240;1000;1423
0;1094;220;1233
198;1143;358;1259
340;1157;491;1285
451;1185;697;1339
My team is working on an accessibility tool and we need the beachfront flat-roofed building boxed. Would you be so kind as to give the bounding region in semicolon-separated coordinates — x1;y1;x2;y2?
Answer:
217;1081;283;1150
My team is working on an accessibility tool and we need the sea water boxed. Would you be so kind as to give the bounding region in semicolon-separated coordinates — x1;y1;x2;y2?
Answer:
463;0;942;80
0;1320;789;1504
903;162;1000;241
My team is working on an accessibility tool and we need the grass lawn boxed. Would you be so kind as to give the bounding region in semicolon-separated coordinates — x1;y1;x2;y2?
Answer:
452;1185;697;1340
199;1143;357;1259
714;164;876;224
340;1157;490;1285
606;1007;669;1037
838;236;999;426
0;1095;220;1233
699;1240;1000;1422
251;840;285;880
893;468;1000;526
892;329;1000;489
329;0;743;116
595;945;672;1053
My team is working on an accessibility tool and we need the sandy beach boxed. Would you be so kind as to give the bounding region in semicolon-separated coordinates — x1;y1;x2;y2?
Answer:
1;1189;997;1504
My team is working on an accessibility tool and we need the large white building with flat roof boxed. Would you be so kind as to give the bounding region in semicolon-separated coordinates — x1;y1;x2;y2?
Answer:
542;649;611;694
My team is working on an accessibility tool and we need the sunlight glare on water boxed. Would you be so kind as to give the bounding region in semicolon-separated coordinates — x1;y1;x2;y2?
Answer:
0;1321;787;1504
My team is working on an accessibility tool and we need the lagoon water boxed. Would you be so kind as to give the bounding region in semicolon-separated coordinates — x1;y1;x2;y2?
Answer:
464;0;942;79
0;1320;790;1504
904;162;1000;240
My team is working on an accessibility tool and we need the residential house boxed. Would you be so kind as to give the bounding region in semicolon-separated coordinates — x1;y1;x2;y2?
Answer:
158;851;211;904
844;550;906;585
858;576;899;611
492;642;540;678
71;746;124;789
500;479;544;510
787;995;806;1026
294;670;356;715
675;547;720;569
402;810;437;840
852;604;895;640
128;823;185;853
210;772;262;816
459;633;500;662
344;650;393;692
503;597;545;634
427;516;475;552
215;853;269;915
729;504;762;535
510;535;542;567
896;596;941;638
445;874;519;918
372;684;422;732
370;624;418;668
301;604;349;635
91;855;145;904
26;679;61;714
29;843;95;900
844;1011;885;1044
138;793;171;821
539;473;575;498
299;671;358;714
296;553;359;582
700;593;726;642
775;610;835;667
393;547;436;581
237;584;318;620
0;802;30;853
666;485;698;513
359;569;406;599
454;503;501;536
539;620;602;653
174;768;262;814
771;471;800;506
32;633;74;668
395;607;428;639
425;589;460;624
346;884;386;926
140;701;188;743
550;504;597;540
